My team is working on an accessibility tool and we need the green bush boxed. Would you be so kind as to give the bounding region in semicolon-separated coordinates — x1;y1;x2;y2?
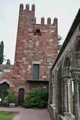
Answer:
2;92;18;107
2;97;9;107
8;92;18;106
24;88;48;108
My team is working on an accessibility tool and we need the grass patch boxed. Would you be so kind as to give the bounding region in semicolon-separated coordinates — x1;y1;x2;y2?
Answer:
0;112;14;120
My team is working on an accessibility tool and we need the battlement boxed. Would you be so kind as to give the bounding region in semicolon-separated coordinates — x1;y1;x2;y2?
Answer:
40;17;58;26
19;4;35;12
19;4;58;26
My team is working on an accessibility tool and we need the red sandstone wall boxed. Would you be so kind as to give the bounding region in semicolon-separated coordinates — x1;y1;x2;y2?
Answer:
15;4;58;81
0;4;58;98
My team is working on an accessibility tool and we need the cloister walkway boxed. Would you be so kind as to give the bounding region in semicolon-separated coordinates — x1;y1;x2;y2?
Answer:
0;107;51;120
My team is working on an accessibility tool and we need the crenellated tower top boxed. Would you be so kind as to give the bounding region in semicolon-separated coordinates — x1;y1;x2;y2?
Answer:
19;4;35;12
19;4;58;26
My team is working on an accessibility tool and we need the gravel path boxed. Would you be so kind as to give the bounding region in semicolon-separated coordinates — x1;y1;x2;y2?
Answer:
0;107;51;120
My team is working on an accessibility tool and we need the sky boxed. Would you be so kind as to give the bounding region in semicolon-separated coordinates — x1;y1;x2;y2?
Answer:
0;0;80;64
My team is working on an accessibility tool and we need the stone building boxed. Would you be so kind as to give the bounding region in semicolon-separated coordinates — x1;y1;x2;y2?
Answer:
0;4;58;105
49;9;80;120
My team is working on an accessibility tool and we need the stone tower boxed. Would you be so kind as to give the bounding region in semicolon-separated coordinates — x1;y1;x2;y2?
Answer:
0;4;58;104
15;4;58;81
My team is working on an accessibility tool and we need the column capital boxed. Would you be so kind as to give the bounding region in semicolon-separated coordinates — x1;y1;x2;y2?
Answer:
71;67;80;74
62;77;71;86
62;76;71;84
70;67;80;82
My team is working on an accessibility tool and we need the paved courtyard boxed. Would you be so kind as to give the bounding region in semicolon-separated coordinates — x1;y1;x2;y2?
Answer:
0;107;51;120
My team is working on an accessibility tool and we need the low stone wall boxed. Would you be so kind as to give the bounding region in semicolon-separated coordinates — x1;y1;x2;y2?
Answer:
64;113;75;120
48;104;75;120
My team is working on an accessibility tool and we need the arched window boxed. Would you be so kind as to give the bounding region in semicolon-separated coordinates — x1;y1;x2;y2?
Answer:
34;29;41;36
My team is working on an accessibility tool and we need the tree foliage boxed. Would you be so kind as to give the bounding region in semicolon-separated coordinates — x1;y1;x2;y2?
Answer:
58;35;62;51
2;92;18;107
0;41;4;64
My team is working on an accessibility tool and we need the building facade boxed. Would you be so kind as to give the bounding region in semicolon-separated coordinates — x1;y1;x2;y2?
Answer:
49;9;80;120
0;4;58;104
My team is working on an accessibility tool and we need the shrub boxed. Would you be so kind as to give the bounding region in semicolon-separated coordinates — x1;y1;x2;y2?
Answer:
2;97;9;107
8;92;18;106
24;88;48;108
2;92;18;107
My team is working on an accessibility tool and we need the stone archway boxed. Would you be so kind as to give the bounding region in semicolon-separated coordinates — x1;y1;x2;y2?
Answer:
71;39;80;119
75;39;80;67
63;57;71;76
63;57;74;113
76;40;80;105
0;82;9;100
56;65;63;114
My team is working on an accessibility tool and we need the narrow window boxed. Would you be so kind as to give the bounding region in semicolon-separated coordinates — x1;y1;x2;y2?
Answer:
33;64;39;80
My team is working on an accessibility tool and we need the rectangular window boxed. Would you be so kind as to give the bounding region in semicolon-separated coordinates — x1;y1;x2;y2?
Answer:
33;64;39;80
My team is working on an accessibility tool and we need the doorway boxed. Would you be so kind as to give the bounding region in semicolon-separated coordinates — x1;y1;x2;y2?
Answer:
18;88;24;105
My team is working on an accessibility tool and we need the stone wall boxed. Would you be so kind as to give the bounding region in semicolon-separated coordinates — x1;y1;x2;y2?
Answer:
49;9;80;120
0;4;58;103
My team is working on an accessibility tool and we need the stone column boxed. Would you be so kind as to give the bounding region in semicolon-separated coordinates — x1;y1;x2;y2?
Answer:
71;67;80;120
49;79;53;104
52;81;55;105
63;76;72;113
73;77;80;120
63;78;68;112
67;79;72;113
49;71;53;104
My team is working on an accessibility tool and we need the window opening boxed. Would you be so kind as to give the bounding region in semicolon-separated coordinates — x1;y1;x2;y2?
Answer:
33;64;39;80
34;29;41;36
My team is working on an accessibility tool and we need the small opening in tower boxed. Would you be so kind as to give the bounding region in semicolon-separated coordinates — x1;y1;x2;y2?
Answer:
34;29;41;36
32;19;34;21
